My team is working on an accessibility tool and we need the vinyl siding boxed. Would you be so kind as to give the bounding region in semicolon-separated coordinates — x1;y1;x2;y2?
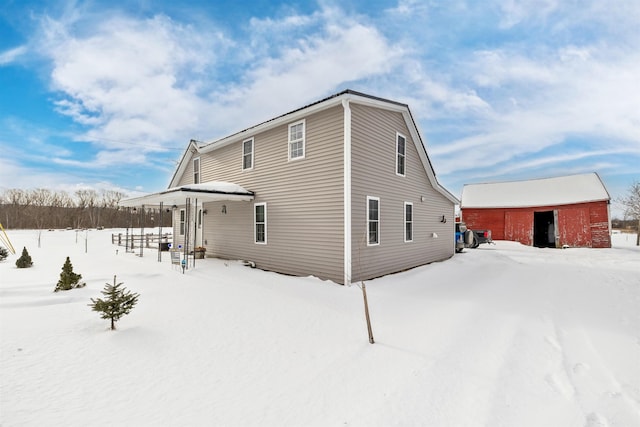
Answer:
175;105;345;283
350;104;454;282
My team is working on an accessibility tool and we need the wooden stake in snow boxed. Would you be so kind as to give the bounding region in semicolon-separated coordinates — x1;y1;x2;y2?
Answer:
361;282;374;344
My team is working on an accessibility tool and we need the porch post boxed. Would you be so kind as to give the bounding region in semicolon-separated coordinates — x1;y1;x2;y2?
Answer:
183;197;190;270
158;202;163;262
193;198;198;268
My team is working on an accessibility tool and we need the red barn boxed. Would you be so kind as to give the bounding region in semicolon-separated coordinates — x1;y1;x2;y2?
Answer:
460;173;611;248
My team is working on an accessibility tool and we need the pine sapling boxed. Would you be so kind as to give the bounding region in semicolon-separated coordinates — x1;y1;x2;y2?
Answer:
89;275;139;330
54;257;86;292
15;247;33;268
0;246;8;261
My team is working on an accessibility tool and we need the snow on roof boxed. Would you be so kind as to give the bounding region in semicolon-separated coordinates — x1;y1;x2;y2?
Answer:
176;181;253;195
120;181;254;207
461;173;610;208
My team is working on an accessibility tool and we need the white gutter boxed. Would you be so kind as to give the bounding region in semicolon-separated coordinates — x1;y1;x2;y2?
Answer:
342;99;352;286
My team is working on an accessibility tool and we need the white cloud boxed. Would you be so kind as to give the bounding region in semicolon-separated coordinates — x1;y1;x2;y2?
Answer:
38;13;225;152
429;39;640;182
384;0;431;16
0;45;27;65
498;0;560;28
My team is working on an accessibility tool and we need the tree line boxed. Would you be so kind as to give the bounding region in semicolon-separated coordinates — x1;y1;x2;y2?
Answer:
0;188;170;230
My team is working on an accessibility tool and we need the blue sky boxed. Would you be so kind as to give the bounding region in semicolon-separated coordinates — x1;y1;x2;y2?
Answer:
1;0;638;217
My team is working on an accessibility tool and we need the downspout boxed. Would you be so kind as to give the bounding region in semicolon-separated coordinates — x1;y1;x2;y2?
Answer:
343;98;352;286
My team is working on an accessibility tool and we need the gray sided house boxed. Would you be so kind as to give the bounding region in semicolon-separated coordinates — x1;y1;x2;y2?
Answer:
122;90;458;284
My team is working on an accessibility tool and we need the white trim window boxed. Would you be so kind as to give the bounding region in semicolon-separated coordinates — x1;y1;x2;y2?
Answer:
193;157;201;184
288;120;305;160
396;133;406;177
179;209;186;235
243;138;254;170
404;202;413;242
254;203;267;244
367;196;380;246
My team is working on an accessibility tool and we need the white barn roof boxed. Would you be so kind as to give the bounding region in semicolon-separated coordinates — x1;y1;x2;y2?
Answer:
461;173;610;209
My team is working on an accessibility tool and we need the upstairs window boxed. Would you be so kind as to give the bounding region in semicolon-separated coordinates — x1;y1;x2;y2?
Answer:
404;202;413;242
254;203;267;244
367;196;380;246
193;157;201;184
396;133;406;176
288;120;305;160
243;138;254;170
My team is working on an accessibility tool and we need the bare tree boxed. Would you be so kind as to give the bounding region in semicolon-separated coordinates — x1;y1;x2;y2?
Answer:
618;181;640;246
75;189;99;228
3;189;29;228
29;188;54;229
55;191;75;228
100;190;126;227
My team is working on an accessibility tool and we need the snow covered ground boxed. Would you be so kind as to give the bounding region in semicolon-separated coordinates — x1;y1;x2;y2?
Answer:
1;229;639;427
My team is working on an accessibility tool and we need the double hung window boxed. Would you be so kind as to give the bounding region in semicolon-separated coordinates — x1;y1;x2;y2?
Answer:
193;157;201;184
288;120;305;160
243;138;254;170
254;203;267;244
179;209;186;235
404;202;413;242
396;133;406;176
367;196;380;246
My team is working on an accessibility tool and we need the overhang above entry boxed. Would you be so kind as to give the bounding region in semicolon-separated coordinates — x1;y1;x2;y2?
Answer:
119;181;254;208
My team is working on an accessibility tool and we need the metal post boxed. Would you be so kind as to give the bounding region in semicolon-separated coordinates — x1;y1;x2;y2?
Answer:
139;205;144;257
183;197;190;270
129;208;135;251
193;198;198;268
158;202;163;262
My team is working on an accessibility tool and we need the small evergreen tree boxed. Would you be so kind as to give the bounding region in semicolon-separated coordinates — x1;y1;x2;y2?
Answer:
89;275;139;330
15;247;33;268
54;257;86;292
0;246;8;261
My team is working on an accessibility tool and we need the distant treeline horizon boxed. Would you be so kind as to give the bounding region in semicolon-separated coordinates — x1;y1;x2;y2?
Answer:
0;188;170;230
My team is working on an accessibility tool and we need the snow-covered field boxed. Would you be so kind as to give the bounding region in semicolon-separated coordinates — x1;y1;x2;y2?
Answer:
1;229;639;427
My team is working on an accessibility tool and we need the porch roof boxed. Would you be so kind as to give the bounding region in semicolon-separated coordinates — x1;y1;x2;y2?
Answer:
119;181;255;207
